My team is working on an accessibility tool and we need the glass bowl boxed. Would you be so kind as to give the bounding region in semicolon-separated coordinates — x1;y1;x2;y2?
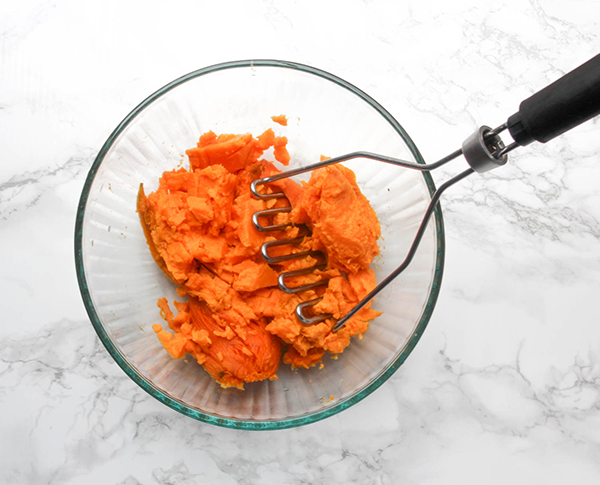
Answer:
75;60;445;430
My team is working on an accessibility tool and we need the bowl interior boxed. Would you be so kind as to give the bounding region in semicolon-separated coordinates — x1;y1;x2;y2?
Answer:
76;61;443;429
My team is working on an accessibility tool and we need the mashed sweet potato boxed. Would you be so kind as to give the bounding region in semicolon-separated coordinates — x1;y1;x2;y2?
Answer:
138;125;381;389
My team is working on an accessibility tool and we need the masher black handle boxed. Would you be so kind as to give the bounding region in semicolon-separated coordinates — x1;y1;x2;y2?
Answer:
507;53;600;146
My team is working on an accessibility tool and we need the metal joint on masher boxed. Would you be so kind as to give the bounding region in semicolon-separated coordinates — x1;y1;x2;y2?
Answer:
462;125;512;173
251;122;521;331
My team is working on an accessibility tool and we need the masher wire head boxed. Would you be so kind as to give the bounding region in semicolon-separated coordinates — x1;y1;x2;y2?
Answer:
251;187;332;307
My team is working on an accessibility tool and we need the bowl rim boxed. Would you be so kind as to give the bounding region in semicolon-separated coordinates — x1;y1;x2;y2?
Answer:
74;59;445;430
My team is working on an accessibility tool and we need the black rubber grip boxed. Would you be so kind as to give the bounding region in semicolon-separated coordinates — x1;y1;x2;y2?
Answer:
507;53;600;146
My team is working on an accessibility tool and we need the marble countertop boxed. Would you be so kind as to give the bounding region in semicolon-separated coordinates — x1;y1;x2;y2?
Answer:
2;1;600;483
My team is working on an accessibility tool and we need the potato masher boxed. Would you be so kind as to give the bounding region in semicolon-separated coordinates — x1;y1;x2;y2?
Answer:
251;54;600;331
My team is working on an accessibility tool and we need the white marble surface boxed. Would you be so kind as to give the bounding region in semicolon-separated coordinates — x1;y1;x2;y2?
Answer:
1;0;600;483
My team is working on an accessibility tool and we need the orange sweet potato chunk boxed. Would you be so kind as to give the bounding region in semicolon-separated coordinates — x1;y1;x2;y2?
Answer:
291;164;381;273
138;123;382;389
153;298;281;389
273;136;290;165
271;114;288;126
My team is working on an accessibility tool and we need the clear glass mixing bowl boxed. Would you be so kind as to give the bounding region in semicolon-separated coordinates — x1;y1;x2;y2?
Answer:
74;60;445;429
